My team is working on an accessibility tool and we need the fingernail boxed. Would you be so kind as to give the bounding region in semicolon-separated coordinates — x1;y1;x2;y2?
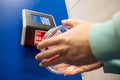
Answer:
64;74;70;76
39;63;43;67
36;44;38;49
62;19;67;23
35;55;38;60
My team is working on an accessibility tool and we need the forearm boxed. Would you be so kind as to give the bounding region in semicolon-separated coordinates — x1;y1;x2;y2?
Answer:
89;11;120;73
89;21;120;61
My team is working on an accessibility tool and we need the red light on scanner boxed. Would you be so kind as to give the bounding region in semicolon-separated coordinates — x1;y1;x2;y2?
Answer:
34;30;45;45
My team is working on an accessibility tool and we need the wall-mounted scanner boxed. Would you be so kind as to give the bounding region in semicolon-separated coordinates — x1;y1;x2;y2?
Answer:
21;9;56;46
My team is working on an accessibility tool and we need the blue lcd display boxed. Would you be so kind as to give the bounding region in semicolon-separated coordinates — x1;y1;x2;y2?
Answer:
31;14;51;25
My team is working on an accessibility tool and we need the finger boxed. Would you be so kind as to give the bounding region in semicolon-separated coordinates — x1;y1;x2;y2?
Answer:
64;65;92;76
54;63;70;69
37;35;63;50
64;66;83;76
71;62;103;74
78;62;103;73
62;19;81;27
87;61;103;71
53;63;70;74
40;56;66;67
35;45;67;60
64;62;103;76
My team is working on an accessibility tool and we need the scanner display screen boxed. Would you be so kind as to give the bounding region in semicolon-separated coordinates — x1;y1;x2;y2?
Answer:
31;14;51;25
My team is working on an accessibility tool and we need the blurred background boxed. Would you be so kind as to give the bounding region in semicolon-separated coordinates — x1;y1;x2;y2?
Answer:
0;0;82;80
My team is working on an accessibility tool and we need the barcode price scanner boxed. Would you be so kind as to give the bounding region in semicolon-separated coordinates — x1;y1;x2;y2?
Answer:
21;9;56;46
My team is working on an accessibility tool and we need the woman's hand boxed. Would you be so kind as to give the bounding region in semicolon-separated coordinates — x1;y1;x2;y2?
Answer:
35;19;98;67
51;62;103;76
64;62;103;76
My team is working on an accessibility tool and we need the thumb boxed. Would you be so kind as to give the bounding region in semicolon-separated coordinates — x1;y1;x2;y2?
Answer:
62;19;81;27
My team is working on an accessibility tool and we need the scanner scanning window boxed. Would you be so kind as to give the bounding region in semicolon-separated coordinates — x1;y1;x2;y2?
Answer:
31;14;51;25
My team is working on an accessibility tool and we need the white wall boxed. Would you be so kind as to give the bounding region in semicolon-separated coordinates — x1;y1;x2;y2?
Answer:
65;0;120;80
65;0;120;22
